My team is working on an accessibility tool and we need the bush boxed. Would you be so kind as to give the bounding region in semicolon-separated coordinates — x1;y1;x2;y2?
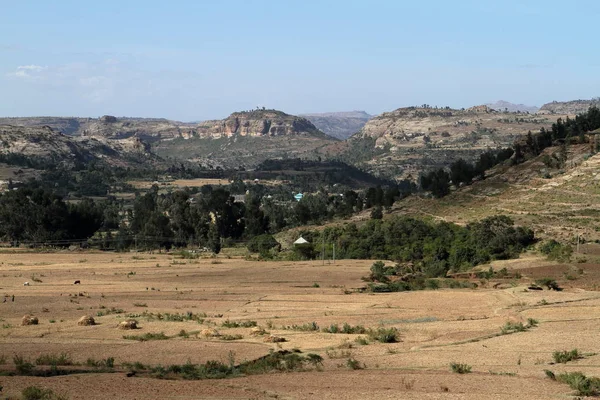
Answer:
450;362;472;374
123;332;169;341
346;358;363;370
535;278;562;291
368;327;400;343
555;371;600;397
553;349;582;364
35;353;73;366
539;240;572;262
247;234;280;254
21;386;68;400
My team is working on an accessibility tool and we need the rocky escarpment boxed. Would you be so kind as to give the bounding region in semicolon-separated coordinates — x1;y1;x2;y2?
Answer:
195;110;326;138
347;105;566;180
538;98;600;115
300;111;372;140
0;125;156;167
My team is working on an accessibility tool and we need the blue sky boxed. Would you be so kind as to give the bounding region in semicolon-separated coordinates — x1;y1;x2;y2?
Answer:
1;0;599;121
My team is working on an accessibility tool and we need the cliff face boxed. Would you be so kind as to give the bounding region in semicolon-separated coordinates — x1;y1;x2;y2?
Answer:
0;125;155;167
195;110;325;138
539;99;600;115
348;105;565;180
300;111;372;140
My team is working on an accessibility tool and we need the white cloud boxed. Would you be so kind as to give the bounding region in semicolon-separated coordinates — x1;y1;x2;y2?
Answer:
7;64;48;80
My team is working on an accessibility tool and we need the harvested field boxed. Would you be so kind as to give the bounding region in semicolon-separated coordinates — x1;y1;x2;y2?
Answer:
1;251;599;399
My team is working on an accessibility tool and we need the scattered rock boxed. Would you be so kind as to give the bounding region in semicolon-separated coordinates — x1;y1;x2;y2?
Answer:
78;315;96;326
21;315;39;325
263;335;286;343
201;328;221;337
118;319;138;330
250;326;267;336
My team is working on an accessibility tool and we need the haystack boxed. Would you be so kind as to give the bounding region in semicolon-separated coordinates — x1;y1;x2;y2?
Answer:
118;319;138;330
78;315;96;326
201;328;221;337
263;335;286;343
250;326;267;336
21;315;39;325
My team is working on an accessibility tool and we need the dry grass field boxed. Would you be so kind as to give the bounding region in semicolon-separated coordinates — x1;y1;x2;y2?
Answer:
1;250;600;399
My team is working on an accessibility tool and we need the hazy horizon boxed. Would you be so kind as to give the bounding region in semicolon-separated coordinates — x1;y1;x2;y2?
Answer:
2;0;599;121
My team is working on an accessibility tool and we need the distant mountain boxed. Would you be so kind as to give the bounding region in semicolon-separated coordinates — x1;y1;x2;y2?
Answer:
485;101;539;114
300;111;372;140
539;98;600;115
196;109;327;138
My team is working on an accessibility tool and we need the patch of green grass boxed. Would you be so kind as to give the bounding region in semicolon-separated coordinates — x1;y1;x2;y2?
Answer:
35;353;73;366
85;357;114;369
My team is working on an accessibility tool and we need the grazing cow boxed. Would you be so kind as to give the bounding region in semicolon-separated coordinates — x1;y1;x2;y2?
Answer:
73;280;81;285
23;282;30;286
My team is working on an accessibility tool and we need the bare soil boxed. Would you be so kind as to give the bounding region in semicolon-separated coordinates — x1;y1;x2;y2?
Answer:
1;251;599;399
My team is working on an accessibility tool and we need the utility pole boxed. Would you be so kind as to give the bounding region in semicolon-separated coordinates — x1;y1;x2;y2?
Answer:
333;243;335;264
322;235;325;265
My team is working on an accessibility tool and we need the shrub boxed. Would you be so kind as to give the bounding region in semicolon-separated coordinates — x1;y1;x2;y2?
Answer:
247;234;281;254
368;327;400;343
555;371;600;397
346;358;363;370
535;278;562;291
553;349;582;364
221;320;257;328
35;353;73;366
14;355;35;375
450;362;472;374
123;332;169;341
21;386;67;400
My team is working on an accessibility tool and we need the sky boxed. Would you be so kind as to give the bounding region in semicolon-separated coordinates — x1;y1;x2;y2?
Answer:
1;0;599;121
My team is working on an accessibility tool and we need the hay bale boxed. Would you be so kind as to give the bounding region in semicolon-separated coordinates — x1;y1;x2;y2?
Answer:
118;319;138;330
78;315;96;326
250;326;267;336
21;315;39;326
201;328;221;337
263;335;286;343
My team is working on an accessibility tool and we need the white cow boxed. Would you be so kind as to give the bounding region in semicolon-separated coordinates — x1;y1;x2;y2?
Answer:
23;282;30;286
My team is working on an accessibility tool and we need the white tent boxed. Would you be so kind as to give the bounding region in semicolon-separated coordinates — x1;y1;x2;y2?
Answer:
294;237;309;245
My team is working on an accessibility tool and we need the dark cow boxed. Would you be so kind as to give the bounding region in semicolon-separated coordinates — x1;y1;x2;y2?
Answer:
73;280;81;285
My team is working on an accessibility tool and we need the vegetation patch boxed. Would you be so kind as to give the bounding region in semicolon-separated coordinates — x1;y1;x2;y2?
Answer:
450;362;472;374
545;370;600;397
123;332;169;341
553;349;583;364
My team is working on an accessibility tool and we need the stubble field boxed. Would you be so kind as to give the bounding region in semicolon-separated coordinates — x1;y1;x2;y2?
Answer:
0;251;599;399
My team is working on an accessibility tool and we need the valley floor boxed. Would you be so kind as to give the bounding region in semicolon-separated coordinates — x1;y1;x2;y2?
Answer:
1;250;599;399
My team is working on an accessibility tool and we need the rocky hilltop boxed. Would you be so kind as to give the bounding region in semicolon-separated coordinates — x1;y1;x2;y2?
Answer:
539;98;600;115
0;125;156;168
300;111;372;140
195;109;325;138
346;105;565;180
485;100;539;114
